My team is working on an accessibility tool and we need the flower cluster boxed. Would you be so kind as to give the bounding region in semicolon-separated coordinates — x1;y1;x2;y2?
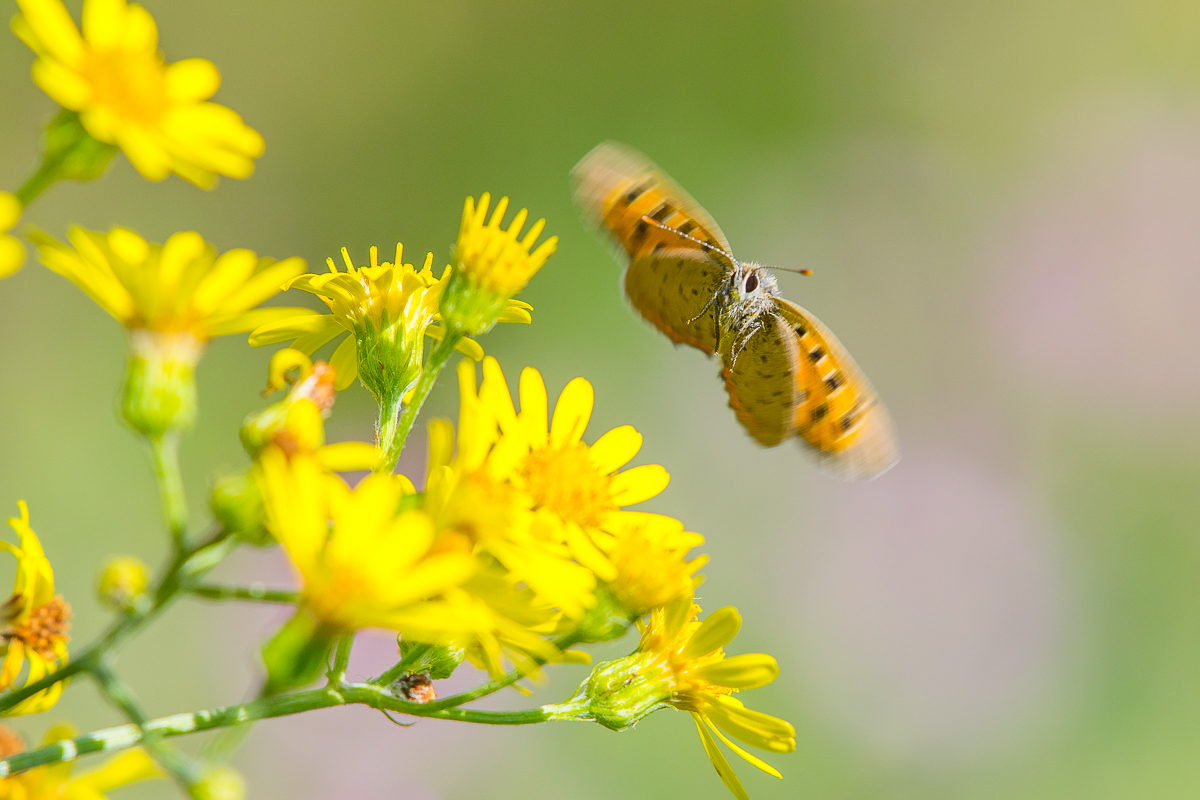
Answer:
0;0;801;794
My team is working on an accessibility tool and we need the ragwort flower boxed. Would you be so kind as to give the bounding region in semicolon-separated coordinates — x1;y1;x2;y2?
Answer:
639;598;795;800
425;357;675;618
0;194;25;279
0;722;162;798
0;502;70;717
249;245;530;397
12;0;264;187
257;448;555;692
440;194;556;335
29;226;306;436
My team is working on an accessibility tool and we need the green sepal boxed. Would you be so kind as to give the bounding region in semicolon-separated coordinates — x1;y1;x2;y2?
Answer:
261;609;337;695
574;586;635;643
43;111;118;183
210;469;272;548
399;640;465;680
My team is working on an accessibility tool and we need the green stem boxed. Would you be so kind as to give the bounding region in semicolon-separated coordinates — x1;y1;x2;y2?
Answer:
370;642;432;688
91;659;202;791
0;683;556;776
327;633;354;686
378;333;463;473
187;584;300;604
14;150;64;207
422;630;586;712
149;434;188;553
0;528;238;714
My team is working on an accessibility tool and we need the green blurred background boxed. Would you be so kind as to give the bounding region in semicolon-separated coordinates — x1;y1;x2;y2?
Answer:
4;0;1200;797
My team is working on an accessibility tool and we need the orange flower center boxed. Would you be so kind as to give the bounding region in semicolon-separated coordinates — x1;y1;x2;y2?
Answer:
6;595;71;660
81;48;169;125
521;443;614;528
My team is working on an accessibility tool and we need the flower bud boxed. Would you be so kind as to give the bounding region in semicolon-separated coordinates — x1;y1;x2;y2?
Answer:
210;470;270;547
41;111;118;184
552;652;672;732
192;765;246;800
97;557;150;612
121;329;203;438
399;639;466;680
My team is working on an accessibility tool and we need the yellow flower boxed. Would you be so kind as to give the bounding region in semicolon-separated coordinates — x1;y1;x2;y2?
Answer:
12;0;264;187
0;194;24;280
249;245;531;395
96;556;149;612
0;503;70;717
0;722;162;798
425;357;673;618
638;598;794;800
28;226;306;436
604;516;706;616
440;194;556;335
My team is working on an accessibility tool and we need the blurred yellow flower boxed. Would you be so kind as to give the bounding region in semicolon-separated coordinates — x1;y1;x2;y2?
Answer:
0;502;70;717
440;194;556;335
426;358;674;617
28;227;306;338
0;722;162;798
250;245;530;393
12;0;264;187
637;597;794;800
0;194;25;280
604;516;706;615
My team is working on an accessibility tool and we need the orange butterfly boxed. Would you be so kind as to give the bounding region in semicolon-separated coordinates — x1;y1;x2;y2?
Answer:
571;142;898;480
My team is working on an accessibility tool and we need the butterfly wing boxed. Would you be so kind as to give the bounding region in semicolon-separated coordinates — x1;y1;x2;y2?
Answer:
773;298;899;480
625;248;727;354
571;141;733;262
720;314;802;446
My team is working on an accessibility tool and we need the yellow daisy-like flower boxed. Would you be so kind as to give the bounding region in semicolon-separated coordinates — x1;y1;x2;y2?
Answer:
12;0;265;187
250;244;529;397
604;516;706;616
0;502;70;717
638;597;795;800
29;226;306;436
258;448;556;690
440;194;557;335
426;357;673;618
0;194;25;280
0;722;162;798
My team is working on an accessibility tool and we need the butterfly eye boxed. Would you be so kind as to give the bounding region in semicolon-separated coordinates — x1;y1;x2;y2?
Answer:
743;273;759;293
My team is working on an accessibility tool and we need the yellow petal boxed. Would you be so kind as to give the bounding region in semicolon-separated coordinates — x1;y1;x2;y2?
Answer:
190;247;258;314
329;335;358;391
213;257;306;316
0;192;23;231
519;366;548;449
426;418;454;474
549;376;593;447
695;653;780;690
70;747;163;792
81;0;124;49
209;306;316;338
692;712;749;800
607;464;669;506
16;0;84;65
587;425;642;474
683;606;741;658
0;237;25;279
119;2;157;50
247;312;335;346
31;57;91;109
116;125;171;181
704;695;796;754
702;714;783;780
316;442;380;472
164;58;220;101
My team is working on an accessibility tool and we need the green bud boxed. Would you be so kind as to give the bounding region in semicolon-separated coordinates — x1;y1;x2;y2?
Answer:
210;470;271;547
121;330;202;438
352;316;425;408
96;556;150;613
42;111;118;184
552;652;673;732
438;271;509;337
192;765;246;800
399;640;465;680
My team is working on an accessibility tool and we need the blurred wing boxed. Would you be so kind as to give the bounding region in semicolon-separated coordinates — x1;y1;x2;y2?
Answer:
626;248;727;354
721;314;801;447
773;298;899;480
571;141;734;263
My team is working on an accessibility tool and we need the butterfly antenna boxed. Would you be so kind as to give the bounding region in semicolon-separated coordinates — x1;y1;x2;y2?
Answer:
639;215;812;275
639;216;740;265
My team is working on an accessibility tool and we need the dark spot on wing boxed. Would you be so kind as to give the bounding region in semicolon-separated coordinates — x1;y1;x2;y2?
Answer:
825;373;842;391
811;403;828;421
808;346;825;363
793;323;808;337
650;203;674;223
625;184;650;203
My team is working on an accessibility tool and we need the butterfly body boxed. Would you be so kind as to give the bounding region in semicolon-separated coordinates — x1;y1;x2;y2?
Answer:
572;142;898;479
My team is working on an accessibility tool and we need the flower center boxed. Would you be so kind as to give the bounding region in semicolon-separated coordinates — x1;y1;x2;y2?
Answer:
81;48;169;125
6;595;71;660
521;444;614;528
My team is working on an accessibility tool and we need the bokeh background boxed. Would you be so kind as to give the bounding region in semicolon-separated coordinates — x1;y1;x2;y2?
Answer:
4;0;1200;797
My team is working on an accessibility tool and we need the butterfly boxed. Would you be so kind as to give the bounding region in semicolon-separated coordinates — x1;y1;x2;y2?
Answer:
571;142;898;480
